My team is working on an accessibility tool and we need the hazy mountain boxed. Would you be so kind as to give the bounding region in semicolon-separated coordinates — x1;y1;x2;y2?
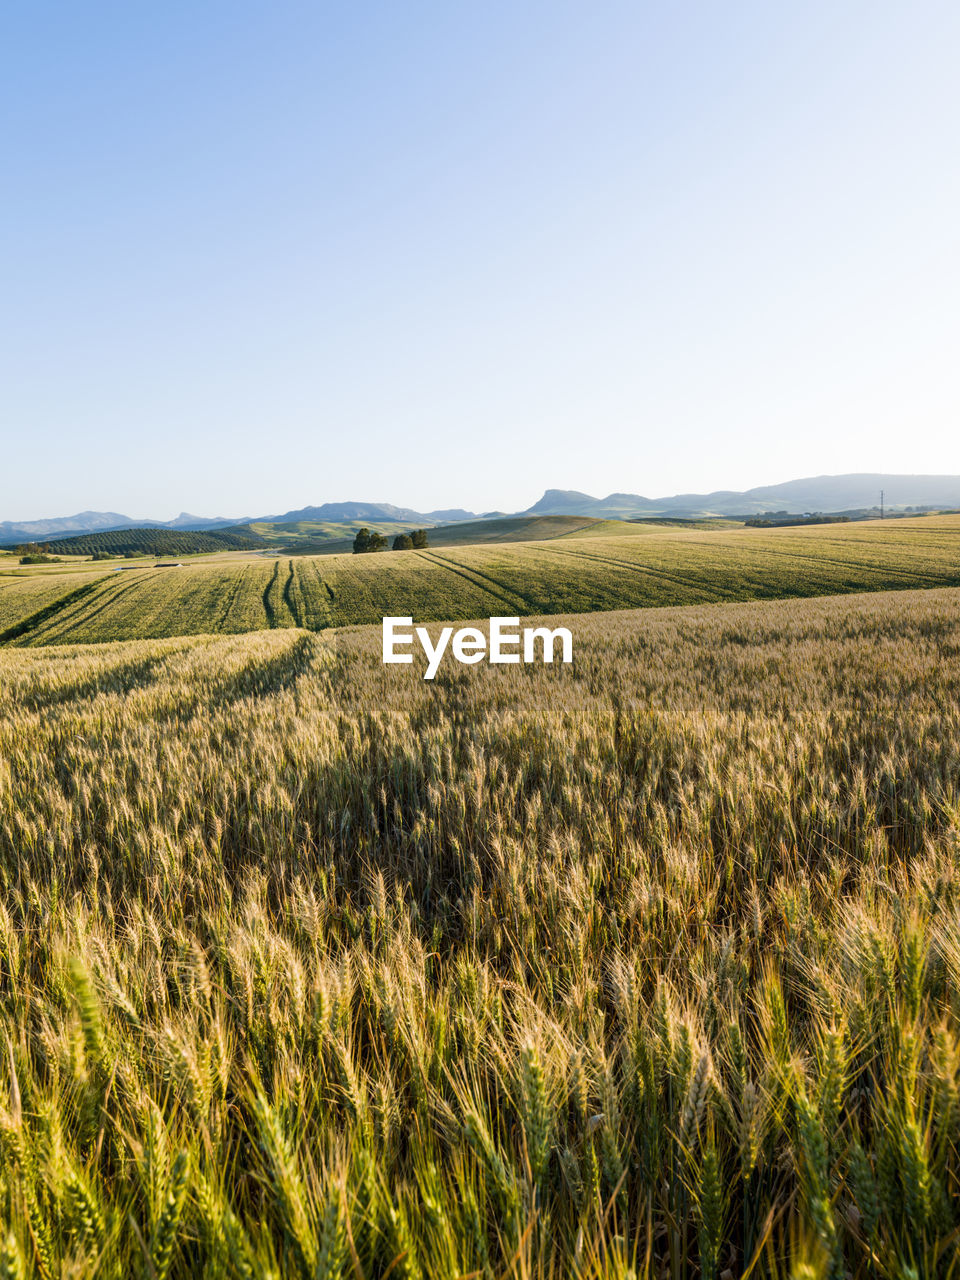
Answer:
0;501;473;545
5;475;959;547
736;473;960;511
0;511;137;542
0;511;249;545
424;508;476;522
525;489;655;517
524;474;960;518
269;502;478;524
165;512;249;529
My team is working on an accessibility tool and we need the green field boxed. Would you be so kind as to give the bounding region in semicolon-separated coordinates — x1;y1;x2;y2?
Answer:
5;514;960;646
230;513;745;555
232;513;633;553
2;587;960;1276
234;517;422;548
0;569;109;641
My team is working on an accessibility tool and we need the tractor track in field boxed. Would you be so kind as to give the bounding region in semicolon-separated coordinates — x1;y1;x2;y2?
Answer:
538;544;734;600
547;536;957;604
262;561;281;627
33;575;152;641
0;576;117;646
414;550;531;613
302;566;335;628
317;574;336;627
215;563;255;631
316;575;336;627
676;536;954;588
281;559;302;627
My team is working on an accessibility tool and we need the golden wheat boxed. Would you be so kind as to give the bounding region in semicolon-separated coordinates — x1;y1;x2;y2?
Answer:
0;589;957;1275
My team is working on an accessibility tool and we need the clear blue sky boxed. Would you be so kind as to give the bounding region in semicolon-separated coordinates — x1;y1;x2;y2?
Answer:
2;2;958;520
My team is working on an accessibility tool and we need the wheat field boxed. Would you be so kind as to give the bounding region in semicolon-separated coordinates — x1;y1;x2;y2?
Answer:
0;587;958;1276
6;514;960;645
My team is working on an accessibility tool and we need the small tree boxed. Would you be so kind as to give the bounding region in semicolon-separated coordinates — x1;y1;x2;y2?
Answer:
411;529;429;548
392;534;414;551
352;528;372;554
368;531;388;552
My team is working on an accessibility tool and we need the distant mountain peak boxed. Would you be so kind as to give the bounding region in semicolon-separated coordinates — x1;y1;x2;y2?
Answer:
268;500;480;525
522;474;960;520
524;489;599;514
5;473;960;548
0;509;248;545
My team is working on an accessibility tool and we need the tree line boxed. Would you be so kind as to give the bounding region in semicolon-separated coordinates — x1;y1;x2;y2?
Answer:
353;528;429;553
13;544;62;564
743;512;852;528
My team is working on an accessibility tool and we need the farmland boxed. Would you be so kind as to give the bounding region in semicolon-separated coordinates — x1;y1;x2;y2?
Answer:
229;512;623;552
2;562;288;645
0;569;108;642
231;517;424;550
1;587;960;1276
4;513;960;646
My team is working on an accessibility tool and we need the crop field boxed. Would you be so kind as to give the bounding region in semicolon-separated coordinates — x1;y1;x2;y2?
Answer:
4;514;960;646
1;562;299;645
233;513;622;554
235;518;421;549
327;549;526;622
0;570;110;642
281;515;643;554
0;559;337;645
0;587;959;1276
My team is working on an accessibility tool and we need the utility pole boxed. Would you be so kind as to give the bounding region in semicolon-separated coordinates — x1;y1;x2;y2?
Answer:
880;489;884;520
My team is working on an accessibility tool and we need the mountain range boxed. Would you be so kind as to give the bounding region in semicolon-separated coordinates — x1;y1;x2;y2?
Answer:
0;510;248;544
523;473;960;518
268;502;477;525
3;474;959;544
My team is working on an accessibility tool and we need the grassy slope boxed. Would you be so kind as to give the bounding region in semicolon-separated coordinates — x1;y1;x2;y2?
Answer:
235;518;418;546
4;513;960;645
2;587;960;1274
239;513;613;553
0;569;109;639
569;516;744;533
39;528;260;556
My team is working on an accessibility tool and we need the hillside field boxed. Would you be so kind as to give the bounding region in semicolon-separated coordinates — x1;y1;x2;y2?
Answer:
1;587;960;1277
4;513;960;645
229;513;643;553
35;528;261;557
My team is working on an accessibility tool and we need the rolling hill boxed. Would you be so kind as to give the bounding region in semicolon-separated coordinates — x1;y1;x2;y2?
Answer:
6;472;960;544
523;473;960;518
34;528;262;557
5;512;960;646
229;518;426;549
235;514;635;554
